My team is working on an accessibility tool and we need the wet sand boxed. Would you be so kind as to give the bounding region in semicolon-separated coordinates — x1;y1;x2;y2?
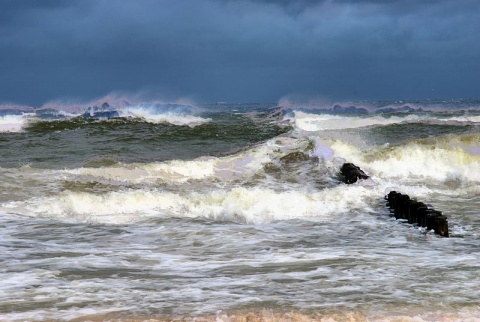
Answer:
72;308;480;322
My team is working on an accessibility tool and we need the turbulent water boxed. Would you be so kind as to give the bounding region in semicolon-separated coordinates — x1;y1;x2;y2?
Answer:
1;100;480;321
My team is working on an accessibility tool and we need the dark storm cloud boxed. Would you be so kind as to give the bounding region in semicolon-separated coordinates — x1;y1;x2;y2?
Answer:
0;0;479;105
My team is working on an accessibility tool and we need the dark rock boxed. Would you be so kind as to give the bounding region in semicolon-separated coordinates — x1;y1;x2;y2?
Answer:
340;163;369;184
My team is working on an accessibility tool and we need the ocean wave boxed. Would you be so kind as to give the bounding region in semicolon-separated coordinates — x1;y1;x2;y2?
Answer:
290;111;480;132
0;184;376;224
2;102;211;132
0;136;376;224
326;134;480;184
75;102;211;126
119;104;210;126
0;114;34;132
65;137;313;184
291;111;419;131
278;98;480;114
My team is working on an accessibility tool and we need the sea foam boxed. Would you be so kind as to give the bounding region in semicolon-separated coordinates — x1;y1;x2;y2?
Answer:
0;184;376;224
291;110;480;132
67;136;312;184
0;114;31;132
71;103;212;127
120;105;211;126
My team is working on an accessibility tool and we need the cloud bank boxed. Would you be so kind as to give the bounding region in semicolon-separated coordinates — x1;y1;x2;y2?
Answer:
1;0;479;105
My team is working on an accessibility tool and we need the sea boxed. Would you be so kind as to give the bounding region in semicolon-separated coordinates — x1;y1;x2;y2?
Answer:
0;99;479;321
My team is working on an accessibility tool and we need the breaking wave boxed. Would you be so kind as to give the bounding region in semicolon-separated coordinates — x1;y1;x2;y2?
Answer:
1;184;377;224
290;110;480;132
0;102;210;132
0;114;31;132
325;133;480;185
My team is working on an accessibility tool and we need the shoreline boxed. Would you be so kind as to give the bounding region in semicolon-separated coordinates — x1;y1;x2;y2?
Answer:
68;307;480;322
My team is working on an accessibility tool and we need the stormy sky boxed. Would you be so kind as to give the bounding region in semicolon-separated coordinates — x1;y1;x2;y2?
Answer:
1;0;479;105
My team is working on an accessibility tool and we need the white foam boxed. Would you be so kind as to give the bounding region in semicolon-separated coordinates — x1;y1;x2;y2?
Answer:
0;185;376;224
325;137;480;185
67;137;310;184
120;106;211;126
291;111;480;132
292;111;427;131
444;115;480;123
367;143;480;183
0;114;29;132
68;155;261;184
